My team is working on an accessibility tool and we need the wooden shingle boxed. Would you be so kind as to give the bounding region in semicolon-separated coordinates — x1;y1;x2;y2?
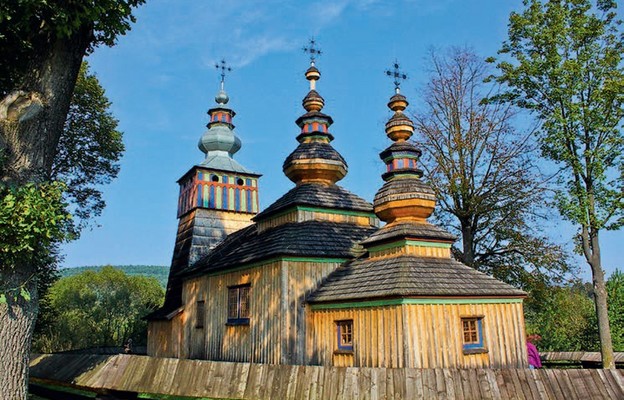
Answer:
182;220;377;278
308;255;526;303
254;183;373;221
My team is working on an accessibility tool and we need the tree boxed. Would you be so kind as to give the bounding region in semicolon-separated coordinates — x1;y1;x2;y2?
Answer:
49;61;124;231
605;269;624;351
525;281;597;351
412;47;573;290
525;271;624;353
490;0;624;368
0;1;144;397
33;266;164;353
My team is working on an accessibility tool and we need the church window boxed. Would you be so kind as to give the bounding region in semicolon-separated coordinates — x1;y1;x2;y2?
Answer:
461;317;486;353
227;284;250;325
336;320;353;352
211;175;219;182
237;178;244;186
195;301;205;329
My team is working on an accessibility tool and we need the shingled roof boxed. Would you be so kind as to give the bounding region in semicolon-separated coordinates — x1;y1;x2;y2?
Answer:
253;183;373;221
182;220;377;278
308;255;526;303
283;142;347;165
361;221;456;247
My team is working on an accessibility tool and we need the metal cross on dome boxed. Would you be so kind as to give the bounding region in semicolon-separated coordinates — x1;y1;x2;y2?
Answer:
215;59;232;83
385;60;408;92
303;38;322;63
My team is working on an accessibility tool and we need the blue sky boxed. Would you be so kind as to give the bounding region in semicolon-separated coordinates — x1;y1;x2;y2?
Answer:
62;0;621;280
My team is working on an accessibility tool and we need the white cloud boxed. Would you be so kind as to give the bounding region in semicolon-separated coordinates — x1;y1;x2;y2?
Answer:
122;0;452;71
308;0;350;29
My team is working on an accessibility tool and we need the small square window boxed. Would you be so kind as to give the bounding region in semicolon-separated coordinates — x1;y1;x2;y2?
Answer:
196;301;205;329
336;320;353;352
461;317;486;353
227;284;250;325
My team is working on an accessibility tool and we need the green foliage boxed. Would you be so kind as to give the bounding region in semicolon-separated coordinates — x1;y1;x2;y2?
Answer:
59;265;169;288
0;1;144;396
525;270;624;351
0;63;123;297
606;269;624;350
413;47;574;289
49;61;124;231
33;266;164;353
0;0;145;95
0;182;71;290
525;282;597;351
490;0;624;234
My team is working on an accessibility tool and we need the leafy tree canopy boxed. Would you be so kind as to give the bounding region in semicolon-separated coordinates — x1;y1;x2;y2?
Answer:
413;47;573;290
33;266;164;353
50;61;124;232
489;0;623;369
0;1;143;397
525;270;624;352
606;269;624;350
0;0;145;95
489;0;624;233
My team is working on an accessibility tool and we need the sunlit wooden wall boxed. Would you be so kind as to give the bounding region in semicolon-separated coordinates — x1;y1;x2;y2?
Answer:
177;260;342;364
147;313;184;358
307;302;527;368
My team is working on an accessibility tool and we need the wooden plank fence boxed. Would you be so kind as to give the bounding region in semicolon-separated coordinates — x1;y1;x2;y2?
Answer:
30;354;624;399
542;352;624;364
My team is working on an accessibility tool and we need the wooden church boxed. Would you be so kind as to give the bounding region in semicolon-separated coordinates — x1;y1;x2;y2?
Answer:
146;50;529;369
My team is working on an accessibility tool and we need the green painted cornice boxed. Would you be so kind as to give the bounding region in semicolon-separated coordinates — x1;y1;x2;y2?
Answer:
310;297;524;310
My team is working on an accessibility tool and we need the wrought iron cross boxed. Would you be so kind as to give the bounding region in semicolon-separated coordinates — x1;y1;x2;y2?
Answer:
215;59;232;83
303;38;322;63
385;60;408;92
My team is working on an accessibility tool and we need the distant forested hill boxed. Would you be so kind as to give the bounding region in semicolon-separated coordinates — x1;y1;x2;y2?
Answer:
59;265;169;288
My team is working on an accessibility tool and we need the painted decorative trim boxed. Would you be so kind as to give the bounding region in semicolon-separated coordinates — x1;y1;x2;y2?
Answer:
177;170;260;216
310;297;524;310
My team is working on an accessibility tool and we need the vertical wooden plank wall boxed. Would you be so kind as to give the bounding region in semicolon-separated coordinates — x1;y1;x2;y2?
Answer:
307;306;406;368
178;260;343;365
147;314;184;358
147;322;170;357
403;303;527;368
284;261;344;364
308;302;527;369
180;262;284;364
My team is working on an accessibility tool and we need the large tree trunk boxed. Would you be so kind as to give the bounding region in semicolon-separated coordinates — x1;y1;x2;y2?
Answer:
0;265;39;399
460;220;475;267
587;231;615;369
0;29;91;400
1;30;89;183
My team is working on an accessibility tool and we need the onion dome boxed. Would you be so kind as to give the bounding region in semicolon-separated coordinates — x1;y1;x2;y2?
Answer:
198;83;241;157
373;64;435;224
385;93;415;141
283;57;347;185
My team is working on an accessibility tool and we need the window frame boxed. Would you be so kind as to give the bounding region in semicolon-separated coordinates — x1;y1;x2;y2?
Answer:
195;300;205;329
226;284;251;325
335;319;354;353
461;316;487;354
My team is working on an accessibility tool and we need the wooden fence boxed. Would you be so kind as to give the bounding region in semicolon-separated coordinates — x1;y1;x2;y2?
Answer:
542;352;624;364
30;354;624;399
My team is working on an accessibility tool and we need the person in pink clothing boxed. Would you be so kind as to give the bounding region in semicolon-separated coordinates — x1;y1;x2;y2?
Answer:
526;334;542;369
